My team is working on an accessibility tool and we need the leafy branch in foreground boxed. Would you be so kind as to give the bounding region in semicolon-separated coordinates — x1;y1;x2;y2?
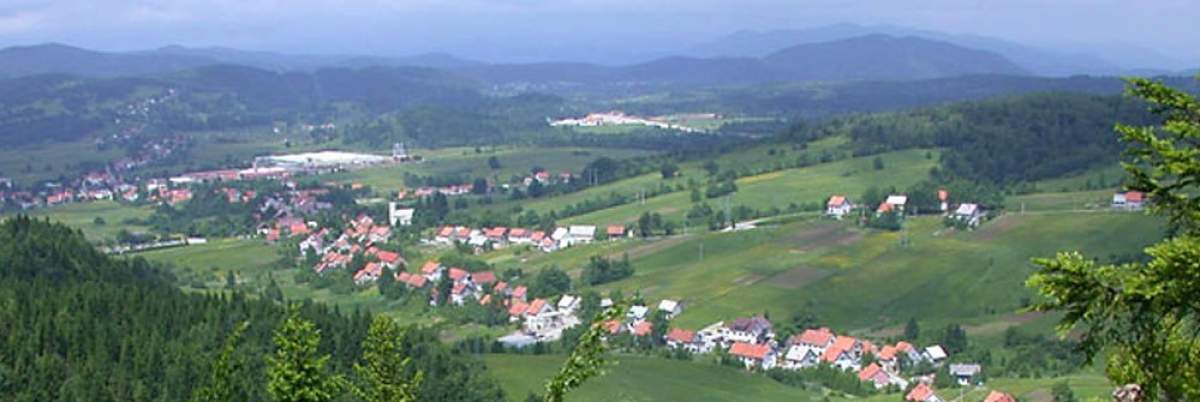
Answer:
1027;76;1200;402
267;305;345;402
543;302;627;402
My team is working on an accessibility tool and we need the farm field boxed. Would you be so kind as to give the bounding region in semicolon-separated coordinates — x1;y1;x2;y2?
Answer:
496;211;1161;333
483;353;818;402
0;139;126;184
24;200;155;241
560;148;938;226
318;146;653;194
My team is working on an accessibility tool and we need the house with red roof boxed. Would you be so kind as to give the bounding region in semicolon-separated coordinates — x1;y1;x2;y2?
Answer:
665;328;697;350
508;228;532;244
983;391;1016;402
905;383;942;402
511;286;528;302
1113;191;1146;210
448;267;470;282
420;261;444;282
435;226;455;244
485;227;508;243
603;319;623;335
858;363;905;389
632;321;653;337
605;225;627;239
376;250;404;268
729;342;776;370
472;271;497;287
827;195;854;219
353;262;383;285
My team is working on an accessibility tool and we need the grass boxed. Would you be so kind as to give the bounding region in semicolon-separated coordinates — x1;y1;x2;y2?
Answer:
1005;189;1116;211
560;148;938;226
0;139;126;185
318;146;652;194
497;211;1161;335
22;200;155;241
483;353;819;402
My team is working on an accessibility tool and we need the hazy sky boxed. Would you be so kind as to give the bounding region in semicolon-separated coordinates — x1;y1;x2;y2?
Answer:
1;0;1197;67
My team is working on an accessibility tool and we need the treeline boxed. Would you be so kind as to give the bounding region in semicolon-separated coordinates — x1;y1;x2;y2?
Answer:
782;92;1160;184
0;216;506;402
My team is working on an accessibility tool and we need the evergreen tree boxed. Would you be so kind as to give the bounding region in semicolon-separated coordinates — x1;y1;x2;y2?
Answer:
192;322;250;402
904;318;920;341
267;307;343;402
353;316;423;402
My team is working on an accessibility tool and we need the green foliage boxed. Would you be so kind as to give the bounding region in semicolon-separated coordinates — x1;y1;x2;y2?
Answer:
192;321;251;402
267;306;344;402
580;255;635;286
1028;77;1200;402
530;267;572;299
543;303;627;402
353;316;423;402
765;363;875;396
904;318;920;340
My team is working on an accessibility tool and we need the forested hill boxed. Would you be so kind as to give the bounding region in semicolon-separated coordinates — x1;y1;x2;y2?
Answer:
0;64;566;148
0;217;506;402
782;91;1165;185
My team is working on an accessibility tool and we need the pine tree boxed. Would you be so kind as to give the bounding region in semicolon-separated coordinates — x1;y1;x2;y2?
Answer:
352;316;423;402
904;318;920;341
192;322;249;402
267;306;343;402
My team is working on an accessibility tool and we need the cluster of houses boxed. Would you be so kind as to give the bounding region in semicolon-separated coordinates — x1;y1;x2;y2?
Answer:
428;224;629;252
657;316;989;401
290;214;401;284
826;190;986;228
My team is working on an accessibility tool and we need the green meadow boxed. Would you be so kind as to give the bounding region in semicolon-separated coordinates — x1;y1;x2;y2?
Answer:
25;200;155;241
560;148;938;226
483;353;818;402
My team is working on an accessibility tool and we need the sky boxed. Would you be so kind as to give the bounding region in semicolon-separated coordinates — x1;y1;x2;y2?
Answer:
1;0;1197;68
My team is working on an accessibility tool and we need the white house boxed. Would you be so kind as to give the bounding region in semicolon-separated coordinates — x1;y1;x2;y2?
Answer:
783;345;822;369
564;225;596;247
657;299;682;319
952;203;984;227
388;203;414;226
923;345;948;365
949;363;982;386
557;294;580;312
826;195;854;219
627;305;650;321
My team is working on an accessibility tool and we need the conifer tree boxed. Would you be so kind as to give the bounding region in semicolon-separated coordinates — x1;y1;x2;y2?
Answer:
267;306;343;402
352;316;423;402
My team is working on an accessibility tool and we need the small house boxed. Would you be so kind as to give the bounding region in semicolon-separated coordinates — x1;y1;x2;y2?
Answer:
948;363;982;386
657;299;682;318
1112;191;1146;210
729;342;776;370
952;203;984;227
826;195;854;219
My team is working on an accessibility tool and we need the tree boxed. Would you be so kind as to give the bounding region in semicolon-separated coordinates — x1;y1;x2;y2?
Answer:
487;156;501;169
1027;77;1200;402
904;318;920;341
192;322;250;402
93;216;106;225
660;163;679;179
531;267;571;298
353;316;423;402
873;156;885;170
225;270;237;290
472;178;489;195
941;324;968;354
267;306;343;402
702;160;720;176
1052;381;1079;402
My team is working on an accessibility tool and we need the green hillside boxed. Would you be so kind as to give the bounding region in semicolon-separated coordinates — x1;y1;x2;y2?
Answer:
484;354;817;402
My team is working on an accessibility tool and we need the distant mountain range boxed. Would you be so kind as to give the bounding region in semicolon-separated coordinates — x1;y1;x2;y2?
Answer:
0;29;1193;87
0;43;484;79
685;23;1135;77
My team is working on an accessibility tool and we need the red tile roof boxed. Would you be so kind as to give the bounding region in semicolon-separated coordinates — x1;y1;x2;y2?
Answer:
603;320;622;334
1125;191;1145;202
511;286;527;299
485;227;508;238
729;342;772;360
449;267;468;281
530;231;545;241
906;383;936;401
632;321;653;337
828;195;846;207
508;228;529;238
895;341;915;353
666;328;695;344
830;335;858;352
526;298;547;315
858;363;883;381
421;261;441;274
937;189;949;202
878;345;897;360
508;301;529;316
376;250;402;265
606;225;625;236
479;294;492;305
472;271;497;285
795;327;834;346
984;391;1016;402
406;275;427;288
438;226;454;237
